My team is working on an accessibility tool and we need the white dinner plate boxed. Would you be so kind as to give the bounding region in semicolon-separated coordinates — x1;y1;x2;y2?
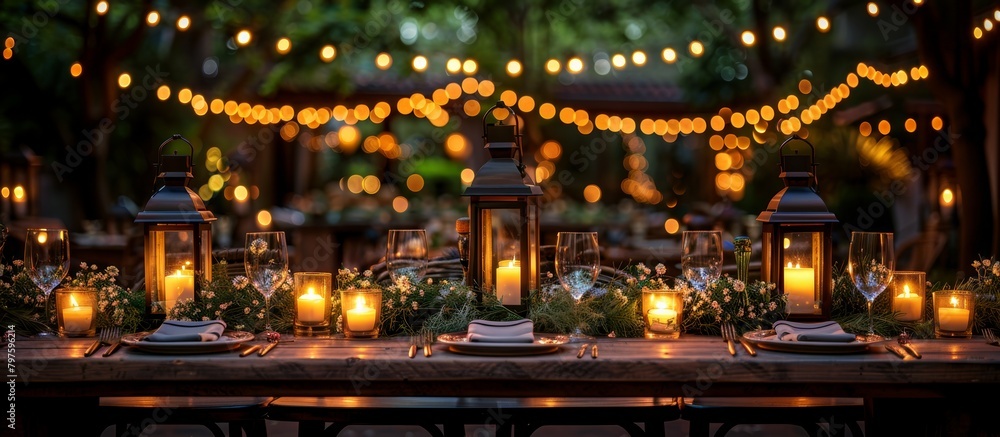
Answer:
437;332;569;356
120;331;255;354
742;329;882;354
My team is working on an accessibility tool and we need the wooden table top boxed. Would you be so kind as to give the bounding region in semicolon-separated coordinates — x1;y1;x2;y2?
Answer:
16;334;1000;399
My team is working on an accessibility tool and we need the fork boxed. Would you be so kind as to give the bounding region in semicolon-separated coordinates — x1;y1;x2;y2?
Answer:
422;329;433;357
985;328;999;346
408;334;418;358
102;326;123;357
721;323;737;356
726;323;756;357
84;328;112;357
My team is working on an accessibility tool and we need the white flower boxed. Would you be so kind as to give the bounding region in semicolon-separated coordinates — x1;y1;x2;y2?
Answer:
733;280;745;292
993;264;999;277
202;316;210;321
244;307;251;314
411;301;418;310
426;278;433;285
655;264;667;276
984;259;992;267
973;260;982;268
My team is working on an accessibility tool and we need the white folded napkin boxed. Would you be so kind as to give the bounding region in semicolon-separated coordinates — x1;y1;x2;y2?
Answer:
144;320;227;342
467;319;535;343
773;320;858;342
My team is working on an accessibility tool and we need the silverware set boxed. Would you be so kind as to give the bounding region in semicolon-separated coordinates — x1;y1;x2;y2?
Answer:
722;322;756;357
409;329;433;358
84;326;121;357
576;342;597;358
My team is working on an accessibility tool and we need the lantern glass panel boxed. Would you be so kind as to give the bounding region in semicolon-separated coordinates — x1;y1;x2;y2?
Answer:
146;226;212;316
479;207;521;302
782;231;822;315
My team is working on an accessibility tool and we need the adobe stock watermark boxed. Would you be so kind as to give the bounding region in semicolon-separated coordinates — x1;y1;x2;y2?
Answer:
51;65;170;182
876;0;923;41
338;0;407;61
5;0;71;44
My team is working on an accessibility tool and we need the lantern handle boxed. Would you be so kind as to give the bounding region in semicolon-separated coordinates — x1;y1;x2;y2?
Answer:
150;134;196;193
778;134;819;190
482;101;525;169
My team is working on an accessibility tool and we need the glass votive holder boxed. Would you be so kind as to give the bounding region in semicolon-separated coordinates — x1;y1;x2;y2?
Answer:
294;272;332;337
55;287;98;337
890;271;925;322
641;290;683;339
933;290;975;338
340;289;382;338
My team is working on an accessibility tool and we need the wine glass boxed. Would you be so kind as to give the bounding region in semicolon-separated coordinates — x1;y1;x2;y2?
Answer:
848;231;894;341
681;230;722;291
386;229;428;283
24;228;70;337
555;231;600;342
245;231;289;339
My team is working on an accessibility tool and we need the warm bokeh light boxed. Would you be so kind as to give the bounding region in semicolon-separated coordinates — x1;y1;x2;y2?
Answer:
376;52;392;69
412;55;428;72
117;73;131;88
689;40;704;56
905;118;917;133
406;174;424;192
931;116;944;130
631;50;647;66
798;79;812;94
445;133;470;159
583;185;602;203
236;30;252;46
664;218;680;234
867;2;879;16
460;168;475;185
462;59;477;74
612;54;627;68
256;210;272;227
0;187;8;198
545;59;561;74
772;26;787;41
176;15;191;31
156;85;170;100
661;48;677;63
362;175;381;194
878;120;890;135
446;58;461;73
234;185;249;201
70;62;83;77
567;57;584;73
816;16;830;32
740;30;756;46
320;45;336;62
146;11;160;26
392;196;408;213
940;188;955;206
506;59;522;76
276;38;291;54
96;1;108;15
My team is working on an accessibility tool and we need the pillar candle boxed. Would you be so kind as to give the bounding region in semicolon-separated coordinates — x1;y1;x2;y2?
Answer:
495;259;521;305
647;300;678;331
784;262;815;313
62;295;93;332
297;287;326;323
938;298;970;332
347;295;376;332
164;268;195;315
893;284;922;321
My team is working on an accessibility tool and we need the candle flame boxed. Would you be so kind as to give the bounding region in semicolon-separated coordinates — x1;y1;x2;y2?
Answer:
950;296;959;308
903;284;911;297
36;232;47;244
655;300;667;310
306;287;316;296
354;295;367;310
69;294;79;308
787;261;793;268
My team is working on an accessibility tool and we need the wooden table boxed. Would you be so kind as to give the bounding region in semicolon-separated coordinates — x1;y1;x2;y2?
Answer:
14;334;1000;436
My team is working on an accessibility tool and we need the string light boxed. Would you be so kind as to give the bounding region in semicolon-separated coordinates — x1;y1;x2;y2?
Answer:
740;31;756;46
612;54;627;69
631;50;647;66
70;62;83;77
545;59;561;74
96;1;108;15
146;11;160;26
772;26;787;41
235;30;252;46
689;40;704;56
661;48;677;63
319;45;336;62
867;2;879;17
816;16;831;32
506;59;522;77
412;55;428;72
462;59;477;74
2;37;11;61
567;57;584;73
176;15;190;31
276;38;291;54
446;58;461;73
117;73;131;88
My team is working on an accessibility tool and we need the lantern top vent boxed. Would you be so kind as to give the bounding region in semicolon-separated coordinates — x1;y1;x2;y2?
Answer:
462;101;542;197
135;134;217;224
757;135;837;224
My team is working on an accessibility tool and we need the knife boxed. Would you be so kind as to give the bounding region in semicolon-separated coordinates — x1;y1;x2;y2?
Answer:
736;337;758;357
102;341;122;357
240;345;262;357
576;343;589;358
258;341;278;356
884;344;906;359
899;343;922;359
83;339;104;357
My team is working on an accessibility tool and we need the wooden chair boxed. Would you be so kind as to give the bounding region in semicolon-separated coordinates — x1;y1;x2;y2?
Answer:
265;396;681;437
681;397;865;437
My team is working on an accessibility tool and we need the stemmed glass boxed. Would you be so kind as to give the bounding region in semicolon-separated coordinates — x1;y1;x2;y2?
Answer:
555;231;600;342
24;229;70;337
847;231;894;342
245;231;289;339
681;230;723;292
386;229;428;283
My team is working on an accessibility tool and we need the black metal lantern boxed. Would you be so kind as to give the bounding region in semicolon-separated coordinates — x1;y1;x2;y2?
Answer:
462;102;542;314
757;135;837;321
135;135;216;319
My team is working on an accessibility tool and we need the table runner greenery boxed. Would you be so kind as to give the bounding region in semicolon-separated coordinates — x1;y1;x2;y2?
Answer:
2;258;998;339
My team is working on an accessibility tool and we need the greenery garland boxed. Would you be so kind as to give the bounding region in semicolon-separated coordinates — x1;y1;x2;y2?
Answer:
2;257;998;339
